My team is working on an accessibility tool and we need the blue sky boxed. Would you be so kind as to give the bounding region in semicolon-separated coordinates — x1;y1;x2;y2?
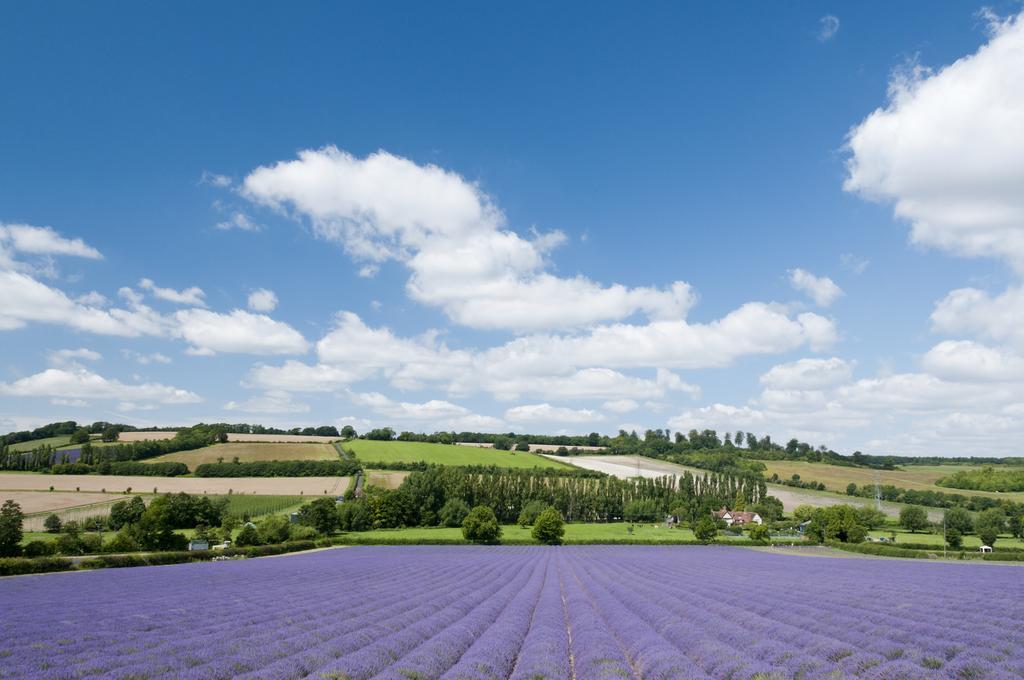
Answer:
2;2;1023;455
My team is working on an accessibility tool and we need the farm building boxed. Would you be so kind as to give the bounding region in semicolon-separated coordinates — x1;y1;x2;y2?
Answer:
712;507;763;526
187;539;210;551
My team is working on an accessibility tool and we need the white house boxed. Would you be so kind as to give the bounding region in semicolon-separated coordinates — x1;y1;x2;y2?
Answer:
711;507;763;526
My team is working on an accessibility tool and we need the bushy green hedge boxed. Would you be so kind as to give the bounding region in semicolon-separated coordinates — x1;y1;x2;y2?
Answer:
826;542;935;559
50;461;188;476
330;534;804;547
194;460;361;477
0;556;74;576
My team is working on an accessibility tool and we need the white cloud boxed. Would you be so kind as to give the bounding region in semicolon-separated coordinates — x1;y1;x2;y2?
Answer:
603;399;639;413
760;357;854;390
216;212;262;232
817;15;840;42
245;360;369;392
174;309;309;356
789;268;843;307
121;350;172;365
0;271;170;337
0;224;102;260
839;253;870;274
225;390;310;414
241;147;695;331
0;367;201;405
139;278;207;306
504;403;605;424
200;171;233;188
76;291;108;306
346;390;505;431
931;285;1024;348
921;340;1024;382
845;12;1024;270
48;348;102;366
247;288;278;312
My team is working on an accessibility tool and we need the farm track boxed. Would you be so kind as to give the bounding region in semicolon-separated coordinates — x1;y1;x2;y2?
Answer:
1;546;1022;679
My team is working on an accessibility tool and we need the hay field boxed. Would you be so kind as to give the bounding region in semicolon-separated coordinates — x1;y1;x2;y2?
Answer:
146;442;338;470
225;433;342;443
0;473;349;496
116;431;177;442
0;490;129;515
345;439;570;469
761;460;1024;502
364;470;410;490
456;442;607;453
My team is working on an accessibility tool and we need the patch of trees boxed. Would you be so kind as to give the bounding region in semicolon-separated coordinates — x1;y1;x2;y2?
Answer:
844;480;1021;515
769;473;827;491
50;461;189;477
341;465;771;530
937;467;1024;493
194;459;361;477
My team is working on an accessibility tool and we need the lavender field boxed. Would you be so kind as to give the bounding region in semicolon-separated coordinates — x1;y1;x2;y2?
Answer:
1;546;1022;679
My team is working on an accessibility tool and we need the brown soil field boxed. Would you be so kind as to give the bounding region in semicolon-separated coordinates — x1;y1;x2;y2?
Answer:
364;470;409;490
0;490;130;515
147;442;338;470
456;442;607;453
0;473;349;496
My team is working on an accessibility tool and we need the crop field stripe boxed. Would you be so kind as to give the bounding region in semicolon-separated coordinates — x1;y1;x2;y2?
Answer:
3;547;1023;678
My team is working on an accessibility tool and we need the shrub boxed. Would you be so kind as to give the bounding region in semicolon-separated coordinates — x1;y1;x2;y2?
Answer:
104;530;142;553
514;441;530;452
23;540;56;557
517;499;548;528
338;502;371;532
899;506;929;533
462;506;501;544
438;498;470;528
43;513;63;533
0;556;73;576
235;524;261;546
532;507;565;545
748;524;771;544
694;516;718;544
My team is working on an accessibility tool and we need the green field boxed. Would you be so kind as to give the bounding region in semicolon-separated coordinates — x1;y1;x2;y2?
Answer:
7;435;72;452
867;529;1024;549
145;442;338;470
344;439;571;469
217;494;308;518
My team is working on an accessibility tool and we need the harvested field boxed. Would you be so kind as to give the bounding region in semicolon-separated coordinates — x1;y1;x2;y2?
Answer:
146;442;337;471
225;433;342;443
364;470;409;490
0;490;129;515
456;441;607;453
115;431;177;442
555;455;942;520
0;473;349;496
346;439;569;469
3;546;1022;678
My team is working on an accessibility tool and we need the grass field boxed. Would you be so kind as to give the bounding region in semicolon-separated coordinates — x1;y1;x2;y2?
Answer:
344;439;571;469
7;435;72;452
761;460;1024;502
145;442;338;470
867;529;1024;549
364;470;409;489
340;523;759;543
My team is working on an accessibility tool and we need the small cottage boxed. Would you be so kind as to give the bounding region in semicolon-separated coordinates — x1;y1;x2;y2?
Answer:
711;506;763;526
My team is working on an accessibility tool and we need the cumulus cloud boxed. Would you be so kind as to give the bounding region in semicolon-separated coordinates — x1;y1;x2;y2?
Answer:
0;224;102;261
817;15;840;42
0;367;201;405
241;147;695;331
921;340;1024;382
845;12;1024;270
200;171;233;188
225;390;310;414
603;399;640;413
931;285;1024;348
121;350;172;365
174;309;309;356
504;403;605;424
346;390;505;430
760;357;854;390
139;278;207;306
789;268;843;307
247;288;278;312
